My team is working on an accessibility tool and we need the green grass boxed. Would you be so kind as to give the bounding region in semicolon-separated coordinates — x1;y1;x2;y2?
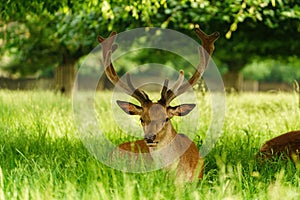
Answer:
0;90;300;199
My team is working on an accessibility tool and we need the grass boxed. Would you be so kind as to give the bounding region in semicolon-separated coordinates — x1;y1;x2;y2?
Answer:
0;90;300;199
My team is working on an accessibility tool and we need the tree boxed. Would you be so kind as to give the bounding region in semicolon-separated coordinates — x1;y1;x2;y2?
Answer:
1;1;106;94
152;0;300;90
0;0;168;94
1;0;299;92
243;57;300;83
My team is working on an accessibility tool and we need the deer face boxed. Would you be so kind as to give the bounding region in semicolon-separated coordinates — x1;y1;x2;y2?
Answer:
117;100;195;145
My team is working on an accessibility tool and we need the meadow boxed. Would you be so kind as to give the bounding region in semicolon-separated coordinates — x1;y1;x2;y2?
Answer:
0;90;300;200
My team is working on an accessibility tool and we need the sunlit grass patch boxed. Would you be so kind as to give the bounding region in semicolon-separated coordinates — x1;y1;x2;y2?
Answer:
0;90;299;199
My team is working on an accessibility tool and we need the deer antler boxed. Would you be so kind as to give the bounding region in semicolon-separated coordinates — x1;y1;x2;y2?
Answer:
98;32;151;105
98;28;219;106
159;28;219;106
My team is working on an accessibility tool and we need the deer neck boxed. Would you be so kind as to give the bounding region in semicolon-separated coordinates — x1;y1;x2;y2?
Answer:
156;122;177;149
149;122;183;167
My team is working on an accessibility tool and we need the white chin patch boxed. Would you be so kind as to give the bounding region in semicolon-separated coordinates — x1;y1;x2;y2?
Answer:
146;142;158;147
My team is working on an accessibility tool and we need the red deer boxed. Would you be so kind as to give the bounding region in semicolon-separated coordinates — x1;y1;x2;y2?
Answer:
259;130;300;161
97;27;219;182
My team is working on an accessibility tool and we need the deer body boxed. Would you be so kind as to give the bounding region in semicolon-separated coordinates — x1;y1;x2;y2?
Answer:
98;27;219;182
259;130;300;160
115;130;204;181
116;101;204;181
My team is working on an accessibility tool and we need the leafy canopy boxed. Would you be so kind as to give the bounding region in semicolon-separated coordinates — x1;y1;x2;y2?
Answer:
0;0;299;77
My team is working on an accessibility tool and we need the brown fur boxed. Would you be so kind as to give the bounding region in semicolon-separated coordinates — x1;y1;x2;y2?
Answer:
99;27;219;182
113;103;204;182
259;130;300;160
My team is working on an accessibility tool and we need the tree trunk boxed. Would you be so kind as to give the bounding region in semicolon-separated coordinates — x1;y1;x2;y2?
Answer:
223;71;243;92
55;57;77;95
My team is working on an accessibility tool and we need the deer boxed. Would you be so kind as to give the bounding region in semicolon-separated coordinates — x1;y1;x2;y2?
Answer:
97;27;219;182
258;130;300;161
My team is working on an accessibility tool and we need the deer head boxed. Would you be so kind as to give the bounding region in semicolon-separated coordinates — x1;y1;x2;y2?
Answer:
98;28;219;147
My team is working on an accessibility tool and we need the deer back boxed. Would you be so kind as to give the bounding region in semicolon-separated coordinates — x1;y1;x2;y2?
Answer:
259;130;300;160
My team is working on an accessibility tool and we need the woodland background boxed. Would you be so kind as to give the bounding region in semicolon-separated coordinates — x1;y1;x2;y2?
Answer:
0;0;299;93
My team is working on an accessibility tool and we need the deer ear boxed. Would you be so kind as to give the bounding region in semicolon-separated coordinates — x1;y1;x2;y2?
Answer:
167;104;196;117
117;100;143;115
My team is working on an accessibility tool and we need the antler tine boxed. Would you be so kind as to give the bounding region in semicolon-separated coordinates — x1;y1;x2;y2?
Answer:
161;79;169;97
162;27;219;105
159;70;184;105
195;28;219;57
126;74;151;104
158;79;169;105
98;32;151;105
185;28;219;87
170;70;184;92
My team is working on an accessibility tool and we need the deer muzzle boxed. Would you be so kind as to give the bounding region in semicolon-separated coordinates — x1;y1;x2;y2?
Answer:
144;134;156;144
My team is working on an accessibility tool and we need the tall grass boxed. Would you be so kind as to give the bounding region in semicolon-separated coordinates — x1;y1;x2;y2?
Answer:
0;90;299;199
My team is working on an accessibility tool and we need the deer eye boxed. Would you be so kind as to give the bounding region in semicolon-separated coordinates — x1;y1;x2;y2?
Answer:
140;118;145;124
165;118;169;122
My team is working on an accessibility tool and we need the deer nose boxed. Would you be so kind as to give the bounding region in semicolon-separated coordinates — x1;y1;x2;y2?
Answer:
144;134;156;143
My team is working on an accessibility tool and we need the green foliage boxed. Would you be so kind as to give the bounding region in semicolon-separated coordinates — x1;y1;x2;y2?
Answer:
0;90;300;199
0;0;300;77
243;58;300;83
